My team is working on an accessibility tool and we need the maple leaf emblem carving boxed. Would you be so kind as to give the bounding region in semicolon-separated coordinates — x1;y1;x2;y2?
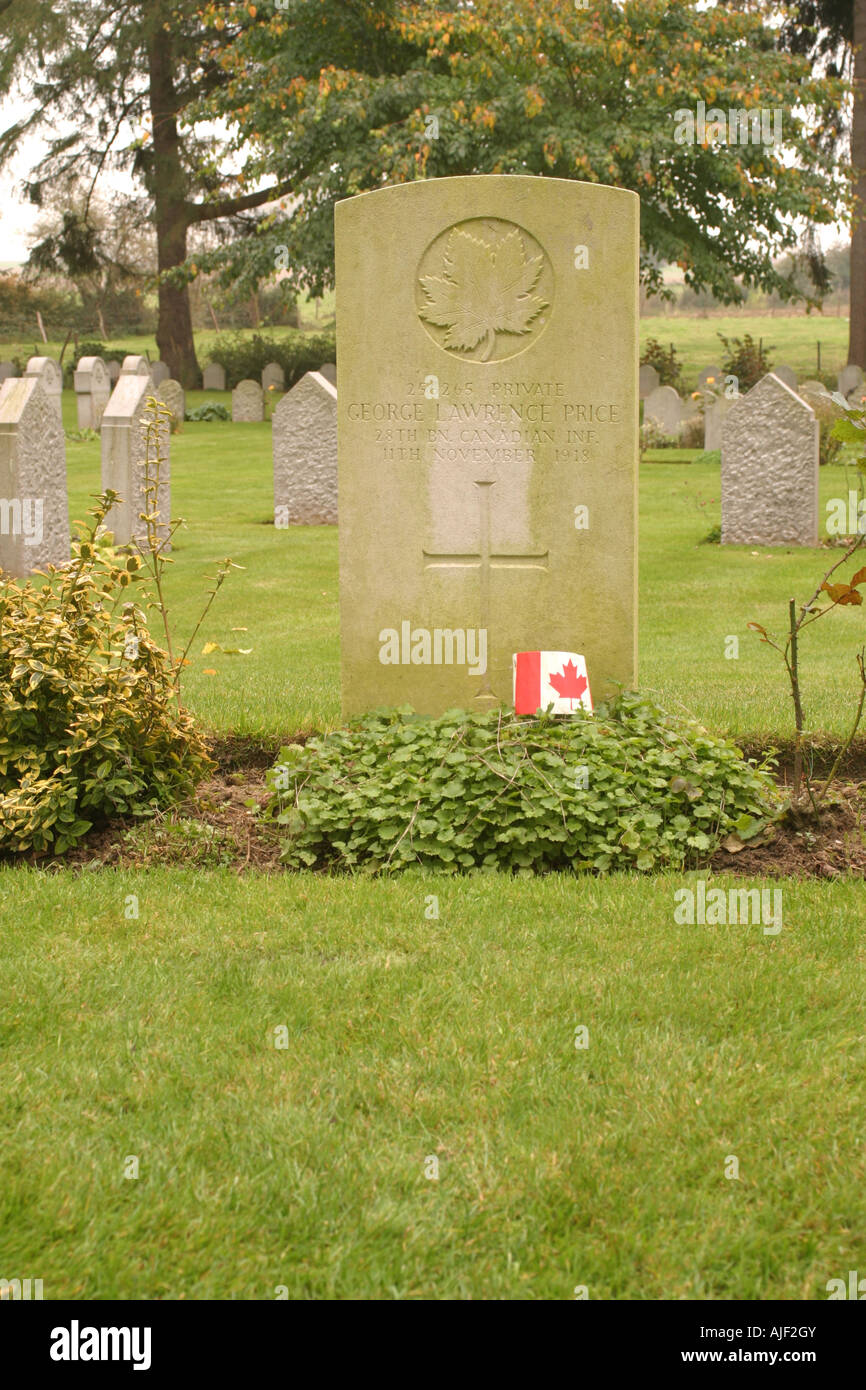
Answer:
419;227;548;361
548;659;588;710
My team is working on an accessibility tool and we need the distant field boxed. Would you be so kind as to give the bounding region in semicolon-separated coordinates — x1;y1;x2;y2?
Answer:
640;316;850;389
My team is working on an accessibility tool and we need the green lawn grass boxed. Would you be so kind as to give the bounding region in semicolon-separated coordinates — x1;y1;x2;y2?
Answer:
640;316;850;389
1;869;863;1300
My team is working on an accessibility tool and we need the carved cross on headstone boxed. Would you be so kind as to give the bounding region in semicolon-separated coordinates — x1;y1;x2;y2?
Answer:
422;480;548;701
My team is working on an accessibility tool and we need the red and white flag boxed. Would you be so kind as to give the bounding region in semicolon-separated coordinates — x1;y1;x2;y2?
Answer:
513;651;593;716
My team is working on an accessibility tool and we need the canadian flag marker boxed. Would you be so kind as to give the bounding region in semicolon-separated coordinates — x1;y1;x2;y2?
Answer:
513;651;593;716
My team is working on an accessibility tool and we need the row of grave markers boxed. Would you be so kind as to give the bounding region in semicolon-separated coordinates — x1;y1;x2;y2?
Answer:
0;356;328;398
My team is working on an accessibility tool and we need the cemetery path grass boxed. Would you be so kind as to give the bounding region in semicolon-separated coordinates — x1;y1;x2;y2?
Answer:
1;868;863;1300
63;395;866;741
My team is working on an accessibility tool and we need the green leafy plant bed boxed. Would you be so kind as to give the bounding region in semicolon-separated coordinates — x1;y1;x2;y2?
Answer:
263;694;779;874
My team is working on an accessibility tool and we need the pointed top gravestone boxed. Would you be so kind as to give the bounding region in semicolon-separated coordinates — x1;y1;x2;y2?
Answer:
232;379;264;422
335;175;639;717
721;373;818;546
0;377;70;575
273;370;338;526
643;385;683;437
24;356;63;424
203;363;226;391
150;360;170;387
262;362;285;393
638;363;659;399
697;365;723;390
120;355;151;379
101;373;170;547
73;356;111;431
838;364;864;397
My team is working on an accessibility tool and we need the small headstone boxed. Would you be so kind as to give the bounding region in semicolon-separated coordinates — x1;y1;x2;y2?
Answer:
335;175;638;716
0;362;15;382
262;362;286;393
318;362;337;386
23;356;63;425
0;376;70;575
203;363;226;391
643;385;683;437
697;365;724;390
232;379;264;422
273;371;338;526
638;363;659;399
721;373;818;546
107;360;121;382
73;356;111;431
798;380;838;422
158;379;185;432
772;364;798;391
837;364;864;398
150;360;170;388
703;395;731;452
120;355;151;378
101;373;170;547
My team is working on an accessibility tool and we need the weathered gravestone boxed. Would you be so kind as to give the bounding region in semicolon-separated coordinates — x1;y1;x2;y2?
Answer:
697;365;723;390
73;356;111;431
721;373;818;546
643;385;683;437
120;355;151;378
101;373;170;547
638;363;659;399
232;379;264;422
0;362;15;383
335;175;639;716
273;370;338;526
319;362;337;386
0;377;70;575
203;363;226;391
262;362;285;393
150;360;170;388
703;394;732;452
772;364;798;391
838;364;864;398
24;356;63;425
107;360;121;382
159;379;185;432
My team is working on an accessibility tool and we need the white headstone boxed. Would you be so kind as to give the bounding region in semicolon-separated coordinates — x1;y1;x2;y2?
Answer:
318;362;337;386
0;377;70;575
273;370;338;526
232;379;264;422
0;362;15;382
262;362;285;393
772;364;798;391
150;360;170;387
643;385;683;437
23;356;63;425
203;363;226;391
73;355;111;431
638;363;659;399
101;374;170;547
697;365;724;390
158;379;185;432
837;364;864;398
107;360;121;382
120;355;151;378
721;373;818;546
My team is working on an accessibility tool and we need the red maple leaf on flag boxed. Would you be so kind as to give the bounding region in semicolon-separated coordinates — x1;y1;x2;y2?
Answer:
548;659;588;710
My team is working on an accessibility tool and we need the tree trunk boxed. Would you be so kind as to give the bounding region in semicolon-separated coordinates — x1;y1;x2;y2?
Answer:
850;0;866;366
148;14;200;388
